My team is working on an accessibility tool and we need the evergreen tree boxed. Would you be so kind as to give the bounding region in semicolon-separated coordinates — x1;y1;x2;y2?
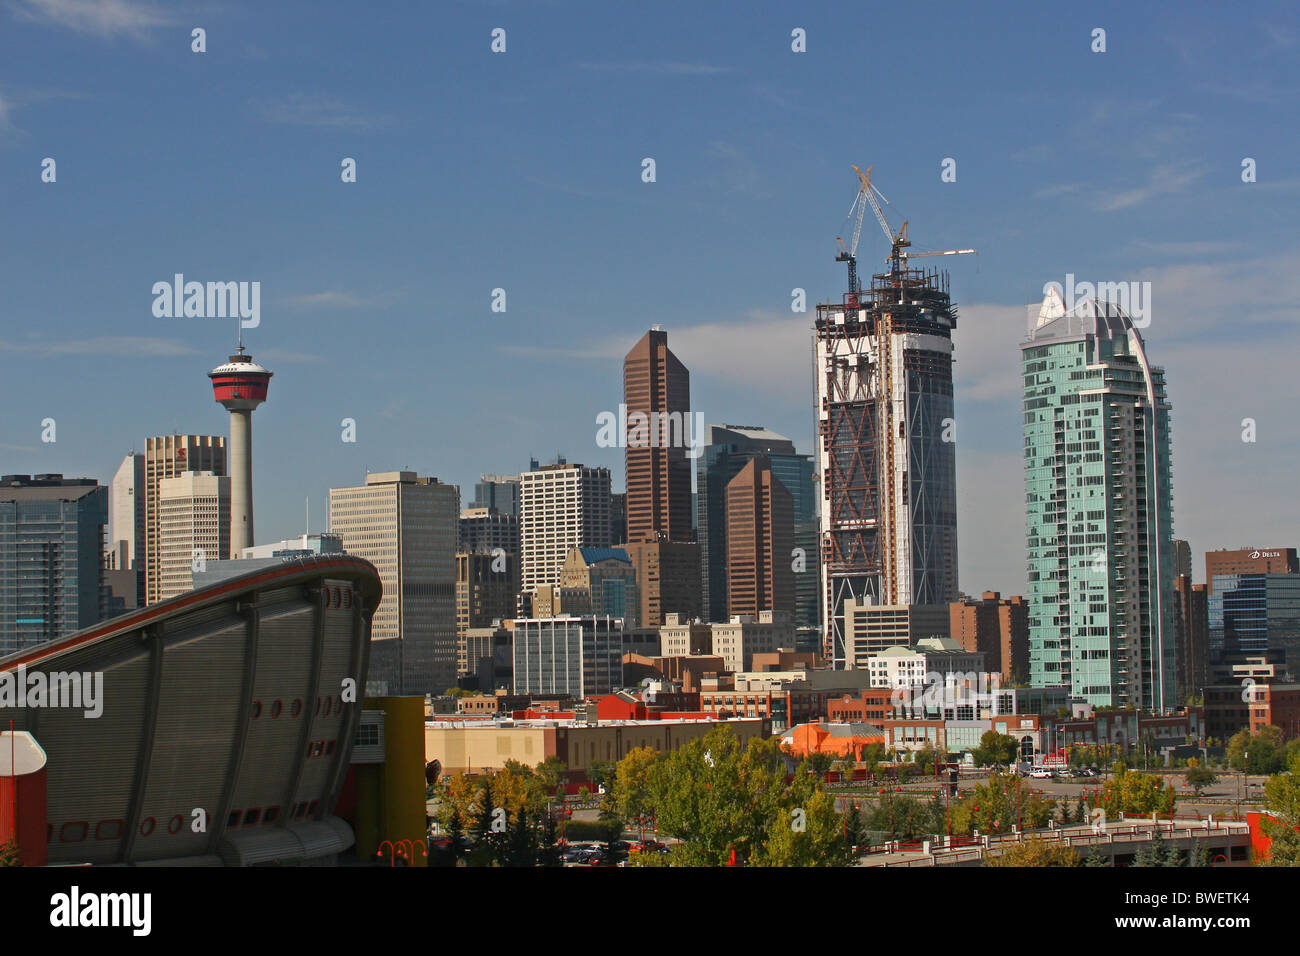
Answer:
1084;843;1110;867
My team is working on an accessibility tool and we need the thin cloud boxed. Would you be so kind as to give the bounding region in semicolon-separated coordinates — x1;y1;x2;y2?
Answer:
1095;163;1206;211
256;94;394;132
0;335;199;357
8;0;174;39
282;289;401;310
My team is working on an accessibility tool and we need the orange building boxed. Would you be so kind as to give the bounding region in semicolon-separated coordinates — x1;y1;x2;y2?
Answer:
782;721;885;760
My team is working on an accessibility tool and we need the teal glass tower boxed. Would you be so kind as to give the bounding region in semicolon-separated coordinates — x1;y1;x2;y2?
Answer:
1022;288;1176;712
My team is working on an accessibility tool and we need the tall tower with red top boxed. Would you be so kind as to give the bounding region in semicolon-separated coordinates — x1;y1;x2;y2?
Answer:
209;341;272;557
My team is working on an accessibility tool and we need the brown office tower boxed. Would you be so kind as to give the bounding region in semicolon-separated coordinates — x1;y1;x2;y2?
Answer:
623;328;700;626
624;329;693;542
624;536;701;627
725;457;794;618
1174;573;1209;701
1205;548;1299;592
949;591;1028;683
143;435;226;605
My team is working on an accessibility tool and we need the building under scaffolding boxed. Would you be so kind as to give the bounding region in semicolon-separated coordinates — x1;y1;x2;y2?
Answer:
814;261;961;668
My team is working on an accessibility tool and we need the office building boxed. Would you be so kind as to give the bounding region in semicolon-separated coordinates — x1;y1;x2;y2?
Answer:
711;611;795;673
623;535;700;627
144;435;226;605
241;533;343;559
519;463;611;592
949;591;1029;683
108;452;145;607
814;233;962;667
456;551;519;638
512;616;622;697
623;329;693;543
1022;287;1176;711
458;507;519;557
0;475;108;656
623;329;701;629
559;547;639;626
1174;574;1209;702
329;471;459;695
725;456;794;619
157;470;231;601
472;474;521;518
1209;572;1300;664
843;600;950;669
1205;548;1298;592
697;424;818;627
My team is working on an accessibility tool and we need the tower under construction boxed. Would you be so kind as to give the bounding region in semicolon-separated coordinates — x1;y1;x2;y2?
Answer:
815;166;971;667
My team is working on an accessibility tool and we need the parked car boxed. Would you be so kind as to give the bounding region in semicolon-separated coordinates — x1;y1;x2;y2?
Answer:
1030;768;1055;779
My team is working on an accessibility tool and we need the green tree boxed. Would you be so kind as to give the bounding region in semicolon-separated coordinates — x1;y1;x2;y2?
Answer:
611;745;661;842
1083;843;1110;867
1259;752;1300;866
1100;764;1175;815
984;838;1080;867
972;731;1019;768
949;771;1055;836
1228;726;1286;774
587;759;617;795
1186;765;1218;796
866;794;941;841
646;726;850;866
913;742;938;777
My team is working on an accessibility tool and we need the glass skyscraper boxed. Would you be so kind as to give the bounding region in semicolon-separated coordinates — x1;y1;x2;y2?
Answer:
696;425;817;627
1209;573;1300;665
0;475;108;657
1021;288;1176;711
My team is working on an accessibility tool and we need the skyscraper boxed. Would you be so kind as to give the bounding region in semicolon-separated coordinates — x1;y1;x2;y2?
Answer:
0;475;108;655
144;435;226;605
696;424;816;625
108;452;145;607
1022;287;1176;711
519;463;612;593
623;329;693;543
814;248;960;667
725;456;794;619
156;470;231;601
622;329;701;626
209;345;272;556
329;471;459;695
472;474;521;517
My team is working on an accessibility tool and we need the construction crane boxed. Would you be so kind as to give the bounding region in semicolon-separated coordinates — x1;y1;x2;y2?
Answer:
838;165;977;278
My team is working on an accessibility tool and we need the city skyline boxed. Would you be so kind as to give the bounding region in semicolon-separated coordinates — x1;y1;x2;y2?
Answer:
3;2;1297;599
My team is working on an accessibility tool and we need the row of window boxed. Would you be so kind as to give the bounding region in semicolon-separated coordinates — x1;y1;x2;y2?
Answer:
250;695;344;719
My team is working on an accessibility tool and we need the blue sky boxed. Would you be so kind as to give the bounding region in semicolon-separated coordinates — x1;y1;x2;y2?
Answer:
2;0;1297;593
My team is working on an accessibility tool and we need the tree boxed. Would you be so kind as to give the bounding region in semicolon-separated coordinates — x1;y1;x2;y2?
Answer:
866;794;941;841
913;742;938;777
1186;765;1218;796
587;759;617;795
949;771;1055;836
611;745;661;842
972;731;1019;768
984;838;1080;867
0;839;21;867
1134;828;1179;867
646;726;850;866
1100;764;1175;815
1083;843;1110;867
1259;752;1300;866
1228;726;1286;774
